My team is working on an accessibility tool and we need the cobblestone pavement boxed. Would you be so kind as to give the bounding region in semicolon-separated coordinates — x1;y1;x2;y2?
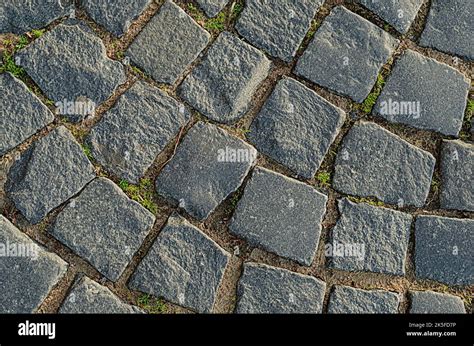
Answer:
0;0;472;314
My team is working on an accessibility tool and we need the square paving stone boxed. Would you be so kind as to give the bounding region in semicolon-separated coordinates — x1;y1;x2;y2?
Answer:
16;21;127;122
126;1;210;85
409;291;466;314
6;126;95;224
295;6;398;103
0;0;74;34
0;215;68;313
1;73;54;156
440;140;473;212
419;0;474;61
333;121;435;207
415;215;473;286
179;31;271;123
129;214;230;313
49;177;155;281
87;81;190;183
328;198;412;276
229;167;328;266
235;263;326;313
374;50;470;136
235;0;322;62
60;276;142;313
248;77;345;179
328;285;400;314
156;122;257;221
196;0;229;17
82;0;153;36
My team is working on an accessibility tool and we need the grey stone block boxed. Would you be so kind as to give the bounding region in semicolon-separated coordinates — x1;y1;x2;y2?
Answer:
409;291;466;314
196;0;229;17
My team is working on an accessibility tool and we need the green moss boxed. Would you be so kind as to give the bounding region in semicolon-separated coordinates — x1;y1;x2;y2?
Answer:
358;74;385;114
137;294;167;314
15;36;29;50
119;178;158;214
348;196;385;207
231;2;244;20
31;29;45;39
316;171;331;186
0;53;27;79
81;144;94;161
205;12;226;33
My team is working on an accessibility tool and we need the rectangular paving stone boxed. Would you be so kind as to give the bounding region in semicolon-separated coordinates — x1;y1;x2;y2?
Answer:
409;291;466;314
179;31;271;123
0;215;67;313
333;121;435;207
415;215;473;286
87;81;191;183
196;0;229;17
129;214;230;313
328;285;400;314
248;77;345;179
1;73;54;156
235;263;326;314
236;0;322;62
374;50;470;136
126;1;210;84
328;198;412;276
229;167;327;266
6;126;96;224
295;6;398;103
50;177;155;281
440;140;473;212
156;122;257;221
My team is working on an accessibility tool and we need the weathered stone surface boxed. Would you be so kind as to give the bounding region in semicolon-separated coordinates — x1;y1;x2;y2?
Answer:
60;276;142;313
328;285;400;314
358;0;424;34
129;214;230;313
0;73;54;155
440;140;473;212
328;198;412;275
156;122;257;220
248;77;345;179
236;0;322;62
87;81;190;183
333;121;435;207
229;167;327;266
6;126;95;224
82;0;152;36
50;177;155;281
196;0;229;17
374;50;469;136
179;32;271;123
126;1;210;84
235;263;326;313
420;0;474;61
0;215;67;313
0;0;73;34
415;215;473;286
295;6;398;103
16;21;126;122
409;291;466;314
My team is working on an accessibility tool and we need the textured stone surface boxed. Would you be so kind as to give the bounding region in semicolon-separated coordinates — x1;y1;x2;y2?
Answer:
87;81;190;183
16;21;126;122
156;122;257;220
60;276;142;313
235;263;326;313
6;126;95;224
440;140;473;212
0;73;54;155
295;6;398;103
420;0;474;61
248;77;345;179
236;0;322;62
129;214;230;313
374;50;469;136
409;291;466;314
50;178;155;281
329;198;412;275
0;215;67;313
126;1;210;84
229;167;327;266
82;0;152;36
179;31;271;123
0;0;73;34
196;0;229;17
328;285;400;314
415;216;473;286
333;121;435;207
